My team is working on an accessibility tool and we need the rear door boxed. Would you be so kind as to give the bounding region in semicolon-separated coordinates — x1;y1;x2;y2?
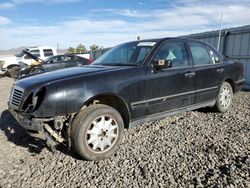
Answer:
188;42;224;104
144;39;195;115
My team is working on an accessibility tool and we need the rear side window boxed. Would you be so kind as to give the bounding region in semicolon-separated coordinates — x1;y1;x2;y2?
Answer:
64;56;76;62
43;49;53;57
207;47;222;64
189;42;211;65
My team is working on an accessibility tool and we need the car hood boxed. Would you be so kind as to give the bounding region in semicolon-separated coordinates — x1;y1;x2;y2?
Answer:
0;56;29;66
0;56;17;62
15;65;126;89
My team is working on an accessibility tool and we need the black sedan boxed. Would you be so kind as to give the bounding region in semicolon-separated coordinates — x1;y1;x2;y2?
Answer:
19;51;91;77
10;37;244;160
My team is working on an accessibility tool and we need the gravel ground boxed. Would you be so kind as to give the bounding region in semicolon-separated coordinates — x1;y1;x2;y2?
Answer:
0;76;249;188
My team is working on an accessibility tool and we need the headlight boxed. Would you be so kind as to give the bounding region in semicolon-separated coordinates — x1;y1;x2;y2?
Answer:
22;87;46;112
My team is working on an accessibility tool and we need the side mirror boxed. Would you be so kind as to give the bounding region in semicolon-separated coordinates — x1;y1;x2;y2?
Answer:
49;60;54;64
153;59;172;70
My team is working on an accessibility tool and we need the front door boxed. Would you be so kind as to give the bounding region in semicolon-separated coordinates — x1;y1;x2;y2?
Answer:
145;40;195;115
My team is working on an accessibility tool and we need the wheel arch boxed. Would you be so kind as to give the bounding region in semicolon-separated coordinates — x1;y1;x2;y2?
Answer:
32;66;45;72
84;93;131;129
7;64;20;70
224;78;235;92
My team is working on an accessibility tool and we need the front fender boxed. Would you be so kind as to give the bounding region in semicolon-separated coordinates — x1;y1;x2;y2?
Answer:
31;66;145;118
5;62;19;69
33;78;116;117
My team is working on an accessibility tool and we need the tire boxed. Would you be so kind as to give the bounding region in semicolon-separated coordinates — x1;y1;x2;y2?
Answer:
31;68;44;74
9;66;19;78
214;82;233;113
71;104;124;161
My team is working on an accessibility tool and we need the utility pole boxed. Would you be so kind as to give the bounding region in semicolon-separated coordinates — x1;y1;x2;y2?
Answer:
57;42;59;53
217;13;223;51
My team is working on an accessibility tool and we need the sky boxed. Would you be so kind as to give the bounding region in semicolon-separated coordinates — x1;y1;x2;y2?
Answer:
0;0;250;50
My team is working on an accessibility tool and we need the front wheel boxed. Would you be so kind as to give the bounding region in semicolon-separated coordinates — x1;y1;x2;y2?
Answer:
214;82;233;113
9;66;19;78
71;104;124;161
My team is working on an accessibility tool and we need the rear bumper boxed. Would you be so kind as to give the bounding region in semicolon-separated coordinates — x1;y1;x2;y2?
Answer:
9;108;44;131
235;79;245;92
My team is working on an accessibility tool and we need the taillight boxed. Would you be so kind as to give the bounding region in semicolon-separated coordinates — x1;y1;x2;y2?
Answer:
88;59;93;64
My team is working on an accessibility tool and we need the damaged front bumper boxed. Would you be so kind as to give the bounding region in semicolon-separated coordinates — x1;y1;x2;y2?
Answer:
9;108;65;143
9;108;44;132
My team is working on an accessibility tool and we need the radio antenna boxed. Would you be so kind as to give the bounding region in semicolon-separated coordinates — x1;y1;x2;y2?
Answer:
217;13;223;51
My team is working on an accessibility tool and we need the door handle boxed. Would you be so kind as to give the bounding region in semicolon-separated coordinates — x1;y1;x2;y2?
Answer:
185;72;196;77
217;68;224;73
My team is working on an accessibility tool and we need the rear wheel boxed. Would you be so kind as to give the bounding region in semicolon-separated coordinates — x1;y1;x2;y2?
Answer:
214;82;233;113
9;66;19;78
71;104;124;161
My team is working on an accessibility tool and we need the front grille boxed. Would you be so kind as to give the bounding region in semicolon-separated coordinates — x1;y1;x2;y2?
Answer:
10;86;24;109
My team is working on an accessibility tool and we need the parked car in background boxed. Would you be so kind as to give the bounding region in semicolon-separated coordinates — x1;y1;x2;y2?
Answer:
0;46;56;78
19;51;92;77
9;37;244;161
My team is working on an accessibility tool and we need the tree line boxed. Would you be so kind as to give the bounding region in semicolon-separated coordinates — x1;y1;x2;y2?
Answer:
67;44;100;54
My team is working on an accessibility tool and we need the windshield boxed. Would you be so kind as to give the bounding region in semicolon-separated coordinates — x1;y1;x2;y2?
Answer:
15;48;28;57
93;41;156;66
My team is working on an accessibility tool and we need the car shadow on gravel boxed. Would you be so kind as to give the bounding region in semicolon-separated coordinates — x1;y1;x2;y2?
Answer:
0;110;46;154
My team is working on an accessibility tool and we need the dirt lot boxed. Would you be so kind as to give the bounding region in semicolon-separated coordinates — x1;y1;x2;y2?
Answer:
0;77;249;187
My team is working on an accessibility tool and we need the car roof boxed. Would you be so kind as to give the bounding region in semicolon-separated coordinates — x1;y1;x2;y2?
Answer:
27;46;55;50
124;37;207;45
139;37;206;43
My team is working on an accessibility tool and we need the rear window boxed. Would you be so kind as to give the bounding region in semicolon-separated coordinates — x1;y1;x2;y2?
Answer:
43;49;54;57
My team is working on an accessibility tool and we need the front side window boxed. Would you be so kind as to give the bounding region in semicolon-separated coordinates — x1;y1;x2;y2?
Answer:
93;41;156;66
154;41;189;68
189;42;211;65
24;50;40;59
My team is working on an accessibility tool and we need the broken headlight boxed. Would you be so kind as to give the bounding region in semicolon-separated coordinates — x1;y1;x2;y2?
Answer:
22;87;46;113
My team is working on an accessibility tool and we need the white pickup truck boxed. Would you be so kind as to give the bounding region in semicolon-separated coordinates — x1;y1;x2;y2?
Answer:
0;46;57;78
